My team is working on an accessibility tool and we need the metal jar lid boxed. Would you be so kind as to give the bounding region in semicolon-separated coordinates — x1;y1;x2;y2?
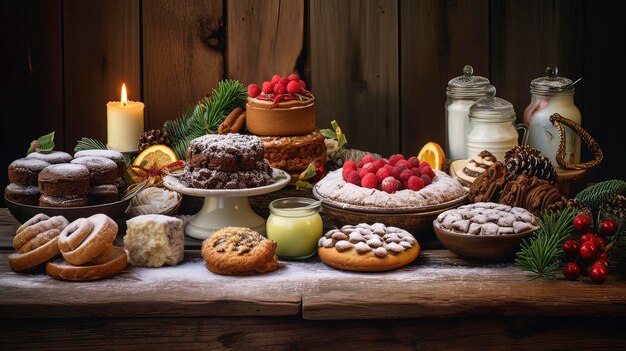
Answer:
530;64;576;94
469;96;516;121
447;65;493;97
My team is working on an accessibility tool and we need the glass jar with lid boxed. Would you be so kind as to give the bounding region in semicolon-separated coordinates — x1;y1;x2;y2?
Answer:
467;95;528;161
446;65;495;161
266;197;323;260
523;64;581;167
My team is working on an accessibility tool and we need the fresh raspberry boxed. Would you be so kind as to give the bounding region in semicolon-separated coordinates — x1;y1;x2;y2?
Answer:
346;170;360;185
420;174;432;186
361;154;376;164
408;176;425;191
390;166;402;180
401;180;409;190
288;73;299;81
273;83;286;94
411;167;421;176
362;162;377;174
343;160;357;171
298;80;307;90
262;81;274;94
381;176;399;193
383;164;394;172
361;173;378;189
400;169;414;182
359;166;374;179
271;75;281;83
375;167;390;182
389;154;405;166
287;80;301;94
395;159;411;171
342;168;352;181
408;156;420;168
420;165;435;179
278;77;290;87
418;161;430;170
373;159;386;171
248;84;261;98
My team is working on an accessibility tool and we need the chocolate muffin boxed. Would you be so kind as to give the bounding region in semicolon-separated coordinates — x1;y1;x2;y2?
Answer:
71;156;118;185
26;151;72;164
5;183;40;205
74;149;126;176
39;194;88;207
38;164;90;197
8;158;51;185
88;184;119;205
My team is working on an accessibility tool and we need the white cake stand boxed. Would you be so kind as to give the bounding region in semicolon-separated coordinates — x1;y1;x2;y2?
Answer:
163;168;290;240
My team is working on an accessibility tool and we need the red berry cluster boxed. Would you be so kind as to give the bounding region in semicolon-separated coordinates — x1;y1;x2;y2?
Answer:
562;215;618;284
341;154;436;194
247;74;311;106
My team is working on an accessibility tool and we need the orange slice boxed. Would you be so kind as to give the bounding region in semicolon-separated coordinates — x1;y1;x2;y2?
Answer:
129;145;178;184
417;142;445;170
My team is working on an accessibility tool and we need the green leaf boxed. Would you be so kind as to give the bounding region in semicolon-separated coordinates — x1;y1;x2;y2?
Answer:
299;162;317;180
27;131;55;154
295;180;313;190
319;128;337;139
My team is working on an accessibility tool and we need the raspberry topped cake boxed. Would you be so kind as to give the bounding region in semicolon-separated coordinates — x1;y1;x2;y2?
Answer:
244;74;327;177
178;133;273;189
314;153;466;210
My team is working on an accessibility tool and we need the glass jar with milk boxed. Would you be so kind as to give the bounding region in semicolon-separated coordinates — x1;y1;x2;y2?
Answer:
523;65;581;167
467;96;528;161
445;65;494;161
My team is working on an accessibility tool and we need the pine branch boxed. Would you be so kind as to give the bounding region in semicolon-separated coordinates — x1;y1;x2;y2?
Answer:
74;137;108;153
515;207;576;280
163;80;247;159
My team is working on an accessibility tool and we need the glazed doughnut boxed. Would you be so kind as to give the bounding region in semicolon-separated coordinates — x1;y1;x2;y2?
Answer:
8;228;61;271
57;218;95;252
59;214;117;265
46;246;128;281
13;215;69;250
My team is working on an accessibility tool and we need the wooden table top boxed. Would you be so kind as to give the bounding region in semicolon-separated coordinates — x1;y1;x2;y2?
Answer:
1;199;626;321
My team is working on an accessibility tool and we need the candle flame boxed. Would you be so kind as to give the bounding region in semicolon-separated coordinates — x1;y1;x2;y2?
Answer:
121;83;128;106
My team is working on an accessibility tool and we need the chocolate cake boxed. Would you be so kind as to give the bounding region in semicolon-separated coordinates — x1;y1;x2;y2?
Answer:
38;163;90;197
26;151;73;164
5;183;40;205
8;158;51;185
260;129;327;175
39;194;88;207
88;184;119;205
71;156;118;185
186;133;265;171
181;162;272;190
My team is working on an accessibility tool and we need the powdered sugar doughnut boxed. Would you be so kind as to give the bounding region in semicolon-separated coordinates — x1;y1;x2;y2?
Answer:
59;214;118;265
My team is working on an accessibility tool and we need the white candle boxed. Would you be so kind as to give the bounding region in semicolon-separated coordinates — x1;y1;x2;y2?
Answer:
107;83;144;152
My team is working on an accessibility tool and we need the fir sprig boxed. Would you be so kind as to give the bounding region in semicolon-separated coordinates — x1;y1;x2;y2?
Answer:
515;207;576;280
163;80;247;159
74;137;108;153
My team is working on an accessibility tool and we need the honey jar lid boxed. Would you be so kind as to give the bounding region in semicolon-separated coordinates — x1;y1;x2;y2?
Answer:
530;64;576;94
447;65;493;97
469;96;516;120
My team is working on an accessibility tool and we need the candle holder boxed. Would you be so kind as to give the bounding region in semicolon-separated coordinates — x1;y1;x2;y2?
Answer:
163;169;290;239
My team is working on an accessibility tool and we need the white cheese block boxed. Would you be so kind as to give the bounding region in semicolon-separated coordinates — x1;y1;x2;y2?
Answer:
124;214;184;267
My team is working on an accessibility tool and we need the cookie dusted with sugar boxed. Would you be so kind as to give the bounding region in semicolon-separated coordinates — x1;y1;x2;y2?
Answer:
201;227;279;276
124;215;184;267
318;223;420;272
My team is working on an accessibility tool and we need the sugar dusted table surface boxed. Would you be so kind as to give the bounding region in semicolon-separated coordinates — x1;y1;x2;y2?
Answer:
1;206;626;320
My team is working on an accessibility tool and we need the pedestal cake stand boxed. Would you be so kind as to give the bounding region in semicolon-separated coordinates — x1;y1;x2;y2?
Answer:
163;168;290;239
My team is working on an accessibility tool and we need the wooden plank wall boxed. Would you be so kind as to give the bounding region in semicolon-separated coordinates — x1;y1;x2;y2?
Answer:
1;0;625;195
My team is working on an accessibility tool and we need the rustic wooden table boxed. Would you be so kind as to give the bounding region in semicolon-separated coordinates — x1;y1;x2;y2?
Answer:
1;189;626;350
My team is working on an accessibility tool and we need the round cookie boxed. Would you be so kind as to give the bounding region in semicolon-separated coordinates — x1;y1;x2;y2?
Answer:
5;183;40;205
317;223;420;272
8;158;51;185
186;133;265;171
38;163;90;197
74;149;126;176
39;195;88;207
436;202;539;236
201;227;279;276
27;151;73;164
71;156;118;185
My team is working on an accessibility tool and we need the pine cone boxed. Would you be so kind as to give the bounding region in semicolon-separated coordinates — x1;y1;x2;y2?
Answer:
504;145;557;184
546;197;581;214
138;129;173;152
600;195;626;221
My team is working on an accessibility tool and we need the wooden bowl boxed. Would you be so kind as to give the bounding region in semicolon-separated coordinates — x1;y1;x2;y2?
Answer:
321;202;463;237
432;220;536;261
